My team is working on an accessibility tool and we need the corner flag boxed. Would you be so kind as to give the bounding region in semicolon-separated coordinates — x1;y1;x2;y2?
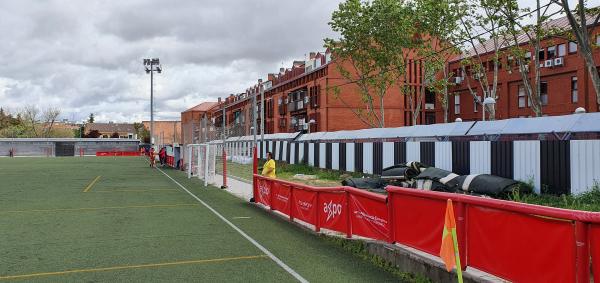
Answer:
440;199;463;282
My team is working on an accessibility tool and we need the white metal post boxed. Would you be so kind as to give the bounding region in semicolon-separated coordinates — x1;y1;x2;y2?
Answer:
204;145;209;187
197;146;202;181
187;145;192;178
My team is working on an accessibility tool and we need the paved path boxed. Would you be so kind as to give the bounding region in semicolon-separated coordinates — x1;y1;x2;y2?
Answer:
213;174;253;201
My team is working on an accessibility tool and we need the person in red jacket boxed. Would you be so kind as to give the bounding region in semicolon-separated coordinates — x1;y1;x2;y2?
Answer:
159;147;166;166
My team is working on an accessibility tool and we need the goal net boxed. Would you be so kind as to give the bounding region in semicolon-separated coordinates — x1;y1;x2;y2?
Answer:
186;144;217;186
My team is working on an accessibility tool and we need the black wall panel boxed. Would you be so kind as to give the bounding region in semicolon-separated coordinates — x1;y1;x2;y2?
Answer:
339;143;347;171
303;142;309;164
540;140;570;195
420;142;435;167
294;142;300;164
314;143;320;167
394;142;406;164
286;142;291;163
325;143;332;169
354;143;363;173
491;141;514;179
273;141;278;160
452;141;470;175
373;142;383;175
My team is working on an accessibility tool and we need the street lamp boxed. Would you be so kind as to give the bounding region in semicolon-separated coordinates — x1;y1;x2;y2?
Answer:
143;58;162;146
482;97;496;121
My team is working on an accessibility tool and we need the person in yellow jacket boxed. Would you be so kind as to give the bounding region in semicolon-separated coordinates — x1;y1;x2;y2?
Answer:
261;152;276;178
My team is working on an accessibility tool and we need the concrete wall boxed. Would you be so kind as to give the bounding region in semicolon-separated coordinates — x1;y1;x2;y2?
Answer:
0;139;139;157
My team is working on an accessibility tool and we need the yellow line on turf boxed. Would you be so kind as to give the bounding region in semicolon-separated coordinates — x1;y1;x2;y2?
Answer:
0;203;199;214
0;255;268;280
82;176;101;192
94;189;177;193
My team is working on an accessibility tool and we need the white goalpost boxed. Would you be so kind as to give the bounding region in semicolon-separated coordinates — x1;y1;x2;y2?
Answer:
186;143;216;186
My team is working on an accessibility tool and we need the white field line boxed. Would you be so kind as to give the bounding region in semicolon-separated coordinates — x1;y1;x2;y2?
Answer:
155;167;308;283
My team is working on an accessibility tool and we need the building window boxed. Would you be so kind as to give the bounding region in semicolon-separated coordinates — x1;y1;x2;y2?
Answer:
569;41;577;53
538;49;545;61
474;95;480;112
558;44;566;57
541;81;548;106
547;46;556;59
518;85;526;108
454;94;461;114
572;76;578;103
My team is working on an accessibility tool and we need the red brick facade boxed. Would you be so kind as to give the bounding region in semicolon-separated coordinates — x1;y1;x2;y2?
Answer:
448;27;600;122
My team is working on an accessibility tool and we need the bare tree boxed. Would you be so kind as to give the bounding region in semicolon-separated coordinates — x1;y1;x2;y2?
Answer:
21;106;40;137
551;0;600;107
42;107;61;137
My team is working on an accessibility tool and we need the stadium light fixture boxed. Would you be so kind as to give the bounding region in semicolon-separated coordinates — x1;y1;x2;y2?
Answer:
143;57;162;146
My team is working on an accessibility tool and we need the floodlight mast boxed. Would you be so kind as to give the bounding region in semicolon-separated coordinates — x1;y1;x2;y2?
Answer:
143;58;162;146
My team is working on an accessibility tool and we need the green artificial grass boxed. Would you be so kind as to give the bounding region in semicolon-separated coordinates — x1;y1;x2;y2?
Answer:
0;157;419;282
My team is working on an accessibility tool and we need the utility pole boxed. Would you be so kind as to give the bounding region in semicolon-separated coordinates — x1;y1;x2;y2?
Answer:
143;58;162;146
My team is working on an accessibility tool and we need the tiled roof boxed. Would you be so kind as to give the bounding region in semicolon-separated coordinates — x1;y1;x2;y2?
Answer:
86;123;136;133
183;101;218;113
452;14;596;62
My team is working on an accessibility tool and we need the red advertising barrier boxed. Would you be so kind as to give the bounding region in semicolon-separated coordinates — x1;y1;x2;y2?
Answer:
291;188;318;225
347;188;389;242
253;175;600;282
592;224;600;283
467;205;575;282
271;183;291;216
317;191;349;235
96;151;141;157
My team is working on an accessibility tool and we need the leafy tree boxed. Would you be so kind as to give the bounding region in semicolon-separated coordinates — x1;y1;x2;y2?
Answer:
110;132;120;138
412;0;463;123
551;0;600;107
501;0;563;117
325;0;415;128
88;113;95;124
84;130;101;138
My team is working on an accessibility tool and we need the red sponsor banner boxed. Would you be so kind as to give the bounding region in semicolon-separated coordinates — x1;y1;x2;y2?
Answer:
271;183;291;215
591;224;600;283
390;194;447;256
255;178;271;207
349;191;389;241
467;205;576;282
291;189;317;225
318;191;348;234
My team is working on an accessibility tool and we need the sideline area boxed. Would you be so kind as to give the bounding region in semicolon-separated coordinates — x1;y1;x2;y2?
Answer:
0;157;412;282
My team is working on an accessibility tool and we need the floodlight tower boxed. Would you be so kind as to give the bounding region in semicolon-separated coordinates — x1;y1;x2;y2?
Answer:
143;58;162;146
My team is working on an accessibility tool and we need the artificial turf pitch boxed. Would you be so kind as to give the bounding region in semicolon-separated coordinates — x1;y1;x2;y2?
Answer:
0;157;403;282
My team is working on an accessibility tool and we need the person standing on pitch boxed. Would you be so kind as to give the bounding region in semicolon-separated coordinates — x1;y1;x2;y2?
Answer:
149;147;156;168
261;152;276;178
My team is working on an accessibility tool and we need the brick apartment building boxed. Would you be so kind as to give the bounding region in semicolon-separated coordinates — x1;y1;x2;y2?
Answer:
181;14;600;139
184;50;433;139
142;121;182;145
181;102;218;145
448;16;600;122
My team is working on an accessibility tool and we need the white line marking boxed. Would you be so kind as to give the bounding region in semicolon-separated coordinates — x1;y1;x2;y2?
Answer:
155;167;308;283
232;216;252;219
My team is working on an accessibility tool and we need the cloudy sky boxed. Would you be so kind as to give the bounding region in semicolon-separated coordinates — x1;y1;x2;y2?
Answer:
0;0;594;123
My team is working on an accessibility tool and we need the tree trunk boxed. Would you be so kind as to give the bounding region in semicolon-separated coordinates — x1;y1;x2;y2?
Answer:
560;0;600;107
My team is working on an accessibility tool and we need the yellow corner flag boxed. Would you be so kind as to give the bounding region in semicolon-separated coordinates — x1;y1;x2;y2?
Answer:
440;199;463;283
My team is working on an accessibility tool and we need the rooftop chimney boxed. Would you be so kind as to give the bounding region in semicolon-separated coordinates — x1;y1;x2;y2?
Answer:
268;73;276;81
309;52;316;59
279;68;285;74
218;97;222;103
